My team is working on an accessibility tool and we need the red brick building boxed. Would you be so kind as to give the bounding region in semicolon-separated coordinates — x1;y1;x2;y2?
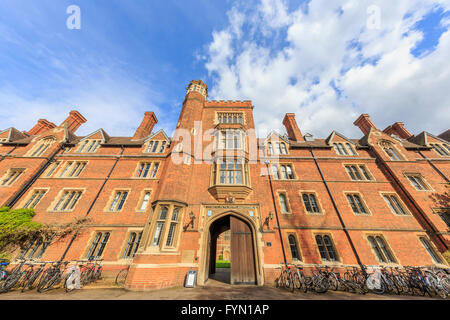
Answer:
0;80;449;290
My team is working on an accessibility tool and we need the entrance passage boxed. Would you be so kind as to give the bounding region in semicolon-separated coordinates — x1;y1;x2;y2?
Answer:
207;215;256;285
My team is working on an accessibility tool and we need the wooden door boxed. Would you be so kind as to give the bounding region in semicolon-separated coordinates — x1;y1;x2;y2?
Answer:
230;216;256;285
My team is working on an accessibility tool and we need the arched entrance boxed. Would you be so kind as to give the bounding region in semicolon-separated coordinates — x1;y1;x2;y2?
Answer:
205;214;257;285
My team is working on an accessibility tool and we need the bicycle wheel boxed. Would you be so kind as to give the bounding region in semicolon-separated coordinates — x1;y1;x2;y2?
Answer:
328;274;339;291
314;276;329;293
27;269;44;290
37;272;60;293
0;271;24;293
20;272;33;292
115;269;128;286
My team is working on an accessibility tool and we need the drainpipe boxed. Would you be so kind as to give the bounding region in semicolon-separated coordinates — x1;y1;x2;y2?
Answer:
264;161;288;266
59;145;125;261
6;144;65;208
309;148;365;271
0;145;18;163
418;150;449;182
375;156;448;251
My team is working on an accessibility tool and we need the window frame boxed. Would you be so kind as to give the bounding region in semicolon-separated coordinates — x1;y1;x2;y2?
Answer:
345;192;370;215
366;234;397;264
51;189;83;212
57;161;88;178
136;190;152;212
381;193;410;216
418;236;444;264
404;173;432;191
314;234;339;263
134;162;160;179
300;191;323;215
277;191;291;214
148;203;185;252
22;188;48;209
212;158;249;186
344;164;374;181
1;168;25;187
107;189;130;212
287;233;302;262
77;139;102;153
121;230;143;259
86;231;111;260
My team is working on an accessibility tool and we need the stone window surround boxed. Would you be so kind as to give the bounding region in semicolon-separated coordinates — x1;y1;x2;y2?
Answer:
363;233;399;265
285;231;303;262
55;160;89;178
403;172;433;192
19;187;50;209
342;163;375;182
312;232;342;264
83;229;112;260
47;188;85;213
299;190;325;215
132;161;160;179
135;189;152;213
277;190;292;215
0;167;26;187
343;191;372;216
118;228;144;260
104;188;132;213
379;192;412;216
146;202;186;253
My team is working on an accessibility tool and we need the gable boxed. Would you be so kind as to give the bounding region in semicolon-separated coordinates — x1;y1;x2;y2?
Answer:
325;131;355;145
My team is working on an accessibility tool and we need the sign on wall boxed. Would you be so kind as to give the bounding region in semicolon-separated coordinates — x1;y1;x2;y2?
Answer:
185;270;197;288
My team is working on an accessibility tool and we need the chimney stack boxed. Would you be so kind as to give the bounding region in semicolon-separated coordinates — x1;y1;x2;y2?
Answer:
60;110;87;133
28;119;57;136
354;114;378;135
283;113;304;142
383;122;412;139
133;112;158;140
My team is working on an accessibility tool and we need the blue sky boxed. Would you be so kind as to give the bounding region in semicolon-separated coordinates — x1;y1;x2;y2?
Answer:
1;0;449;138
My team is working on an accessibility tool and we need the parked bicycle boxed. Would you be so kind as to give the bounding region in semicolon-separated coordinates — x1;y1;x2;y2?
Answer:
115;264;131;287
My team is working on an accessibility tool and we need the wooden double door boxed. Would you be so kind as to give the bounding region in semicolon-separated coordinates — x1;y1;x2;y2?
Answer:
229;216;256;285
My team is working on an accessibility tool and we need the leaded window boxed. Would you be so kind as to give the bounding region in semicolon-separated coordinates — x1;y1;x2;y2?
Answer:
368;236;395;263
288;235;300;261
315;235;338;261
87;232;110;259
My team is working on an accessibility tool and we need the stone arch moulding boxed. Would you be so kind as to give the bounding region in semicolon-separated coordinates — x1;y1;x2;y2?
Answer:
197;210;264;286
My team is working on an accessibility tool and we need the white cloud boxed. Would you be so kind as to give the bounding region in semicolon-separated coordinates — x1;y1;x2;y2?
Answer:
0;71;161;137
204;0;450;138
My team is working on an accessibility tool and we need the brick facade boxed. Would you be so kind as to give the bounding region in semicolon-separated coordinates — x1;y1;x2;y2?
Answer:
0;80;449;290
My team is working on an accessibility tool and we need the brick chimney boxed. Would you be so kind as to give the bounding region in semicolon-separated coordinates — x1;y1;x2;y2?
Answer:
133;112;158;140
28;119;57;136
283;113;304;142
383;122;412;139
60;111;87;133
353;114;378;135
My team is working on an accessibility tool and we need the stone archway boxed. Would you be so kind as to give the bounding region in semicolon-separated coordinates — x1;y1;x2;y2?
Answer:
199;211;262;286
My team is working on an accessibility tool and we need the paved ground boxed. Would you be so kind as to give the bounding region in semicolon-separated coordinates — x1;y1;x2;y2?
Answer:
0;277;442;300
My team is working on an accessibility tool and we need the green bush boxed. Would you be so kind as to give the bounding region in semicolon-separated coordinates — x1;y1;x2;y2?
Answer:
216;260;230;268
0;207;42;260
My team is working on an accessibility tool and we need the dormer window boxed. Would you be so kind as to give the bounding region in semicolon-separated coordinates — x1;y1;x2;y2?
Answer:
28;137;56;157
77;139;101;153
379;141;403;161
145;140;167;153
430;143;450;157
267;142;288;155
333;143;357;156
